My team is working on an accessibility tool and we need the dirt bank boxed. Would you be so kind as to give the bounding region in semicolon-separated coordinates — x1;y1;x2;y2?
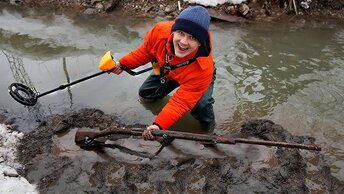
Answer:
11;109;344;193
7;0;344;22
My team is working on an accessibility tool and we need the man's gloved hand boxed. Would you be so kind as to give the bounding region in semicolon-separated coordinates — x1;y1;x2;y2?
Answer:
112;62;123;75
143;124;160;140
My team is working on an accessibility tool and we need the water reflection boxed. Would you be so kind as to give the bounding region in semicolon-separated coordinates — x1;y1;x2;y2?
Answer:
0;6;155;59
2;50;45;122
3;50;37;93
219;23;344;131
62;57;73;108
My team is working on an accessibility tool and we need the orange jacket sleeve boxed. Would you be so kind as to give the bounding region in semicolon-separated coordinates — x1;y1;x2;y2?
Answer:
119;25;157;69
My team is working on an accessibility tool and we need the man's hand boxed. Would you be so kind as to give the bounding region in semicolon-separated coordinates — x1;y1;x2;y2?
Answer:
112;62;123;75
143;124;160;140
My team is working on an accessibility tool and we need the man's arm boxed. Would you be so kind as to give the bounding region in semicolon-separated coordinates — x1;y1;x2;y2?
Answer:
119;26;156;69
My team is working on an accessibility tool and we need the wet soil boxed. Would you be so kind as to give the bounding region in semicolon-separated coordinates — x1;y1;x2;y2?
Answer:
10;108;344;193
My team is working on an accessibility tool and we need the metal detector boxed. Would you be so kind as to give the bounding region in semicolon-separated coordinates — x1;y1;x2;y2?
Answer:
8;51;153;106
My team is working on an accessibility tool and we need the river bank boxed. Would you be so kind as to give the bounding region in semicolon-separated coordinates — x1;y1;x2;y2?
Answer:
12;109;344;193
6;0;344;23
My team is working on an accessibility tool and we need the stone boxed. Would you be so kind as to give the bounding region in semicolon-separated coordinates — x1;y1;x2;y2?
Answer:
239;3;250;16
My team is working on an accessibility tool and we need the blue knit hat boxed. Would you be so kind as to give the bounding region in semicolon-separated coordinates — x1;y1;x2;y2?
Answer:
172;6;210;47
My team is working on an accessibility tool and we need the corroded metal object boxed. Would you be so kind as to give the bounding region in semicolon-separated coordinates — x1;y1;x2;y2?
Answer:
75;127;321;151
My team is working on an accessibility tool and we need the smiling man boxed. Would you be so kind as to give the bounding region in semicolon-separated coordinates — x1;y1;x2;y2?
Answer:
111;6;215;139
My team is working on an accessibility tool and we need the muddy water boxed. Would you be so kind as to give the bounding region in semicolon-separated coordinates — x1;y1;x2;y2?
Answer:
1;3;344;192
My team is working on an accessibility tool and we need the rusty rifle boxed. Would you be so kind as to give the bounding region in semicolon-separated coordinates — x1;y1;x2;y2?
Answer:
74;127;321;151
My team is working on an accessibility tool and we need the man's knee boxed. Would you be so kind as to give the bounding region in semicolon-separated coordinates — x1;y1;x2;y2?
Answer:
138;84;161;100
191;103;215;124
139;96;156;103
138;86;148;98
194;97;214;110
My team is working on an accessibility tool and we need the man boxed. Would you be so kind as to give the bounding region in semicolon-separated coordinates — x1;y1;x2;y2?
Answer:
109;6;215;139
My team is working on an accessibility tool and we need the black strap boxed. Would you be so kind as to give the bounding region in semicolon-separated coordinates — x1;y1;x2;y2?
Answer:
160;49;196;83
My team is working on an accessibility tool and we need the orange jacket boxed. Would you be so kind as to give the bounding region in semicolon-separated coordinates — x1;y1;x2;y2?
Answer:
119;21;214;130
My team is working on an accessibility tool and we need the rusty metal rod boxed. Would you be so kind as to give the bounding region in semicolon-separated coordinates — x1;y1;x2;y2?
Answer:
74;127;321;151
233;138;321;151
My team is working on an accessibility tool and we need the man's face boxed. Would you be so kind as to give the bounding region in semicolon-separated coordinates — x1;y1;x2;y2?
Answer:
172;30;200;58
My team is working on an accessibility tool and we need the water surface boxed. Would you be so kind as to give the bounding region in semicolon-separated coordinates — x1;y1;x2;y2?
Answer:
0;3;343;183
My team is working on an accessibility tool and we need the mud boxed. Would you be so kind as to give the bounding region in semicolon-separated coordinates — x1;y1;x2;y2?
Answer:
12;108;344;193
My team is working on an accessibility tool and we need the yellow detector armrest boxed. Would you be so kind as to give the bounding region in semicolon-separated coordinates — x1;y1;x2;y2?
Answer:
152;61;160;75
99;51;116;72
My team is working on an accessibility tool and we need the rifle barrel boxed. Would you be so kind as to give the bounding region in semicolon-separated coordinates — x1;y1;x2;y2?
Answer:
233;138;321;151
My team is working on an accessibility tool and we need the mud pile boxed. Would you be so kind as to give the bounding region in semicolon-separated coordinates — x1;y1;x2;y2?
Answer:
15;108;343;193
